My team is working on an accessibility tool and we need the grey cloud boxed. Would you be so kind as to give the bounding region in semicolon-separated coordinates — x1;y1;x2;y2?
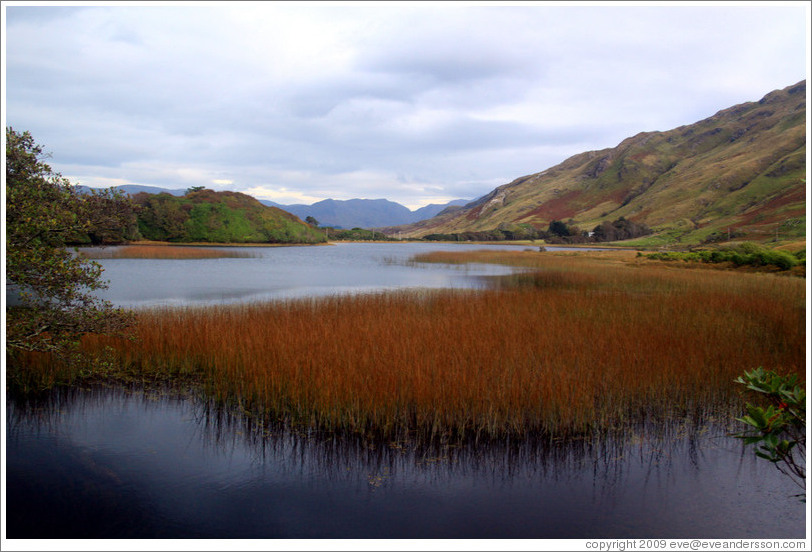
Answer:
5;6;87;23
4;4;808;208
361;42;528;84
284;74;420;119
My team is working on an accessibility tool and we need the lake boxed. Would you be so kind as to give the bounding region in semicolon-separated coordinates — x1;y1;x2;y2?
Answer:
4;242;807;541
82;242;544;308
5;385;805;540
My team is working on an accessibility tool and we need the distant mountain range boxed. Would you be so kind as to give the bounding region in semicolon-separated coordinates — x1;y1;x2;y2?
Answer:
259;198;470;228
105;184;187;197
77;184;468;229
383;81;806;245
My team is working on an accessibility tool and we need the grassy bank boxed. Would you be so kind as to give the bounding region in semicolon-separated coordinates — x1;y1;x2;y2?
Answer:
79;244;257;259
9;251;805;443
643;242;804;272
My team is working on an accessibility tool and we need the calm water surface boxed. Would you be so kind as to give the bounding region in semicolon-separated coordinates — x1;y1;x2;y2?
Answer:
5;386;805;539
5;243;806;540
7;389;805;539
85;242;545;307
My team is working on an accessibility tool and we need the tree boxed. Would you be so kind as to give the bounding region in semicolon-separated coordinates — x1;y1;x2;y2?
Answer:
5;128;134;359
305;216;319;227
547;220;571;237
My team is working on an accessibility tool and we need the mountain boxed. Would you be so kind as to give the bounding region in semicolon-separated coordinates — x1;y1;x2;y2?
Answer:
80;184;468;230
384;81;806;245
412;200;470;221
131;189;326;244
258;198;469;228
77;184;468;228
76;184;187;196
113;184;187;196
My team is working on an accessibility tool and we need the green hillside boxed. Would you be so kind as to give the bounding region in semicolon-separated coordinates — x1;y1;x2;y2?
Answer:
390;81;806;246
133;188;326;244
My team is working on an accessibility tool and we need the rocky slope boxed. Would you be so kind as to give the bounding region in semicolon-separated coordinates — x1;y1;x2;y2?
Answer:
385;81;806;245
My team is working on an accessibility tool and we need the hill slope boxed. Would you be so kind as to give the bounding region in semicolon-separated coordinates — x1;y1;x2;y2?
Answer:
387;81;806;245
132;189;326;244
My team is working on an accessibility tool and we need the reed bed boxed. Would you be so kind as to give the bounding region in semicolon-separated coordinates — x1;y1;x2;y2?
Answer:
13;251;805;443
79;244;255;259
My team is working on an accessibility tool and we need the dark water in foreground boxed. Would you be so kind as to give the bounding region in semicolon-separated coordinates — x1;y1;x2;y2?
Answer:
5;386;805;539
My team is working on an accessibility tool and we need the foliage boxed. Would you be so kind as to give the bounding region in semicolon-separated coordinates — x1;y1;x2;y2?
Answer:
701;229;748;244
421;217;650;244
645;242;802;271
327;227;396;241
547;219;573;237
424;223;553;242
423;229;517;242
591;217;652;242
497;223;540;240
132;189;327;244
5;128;134;360
735;367;806;492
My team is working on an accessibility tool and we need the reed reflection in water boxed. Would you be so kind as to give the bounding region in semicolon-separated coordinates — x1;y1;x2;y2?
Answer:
5;385;804;539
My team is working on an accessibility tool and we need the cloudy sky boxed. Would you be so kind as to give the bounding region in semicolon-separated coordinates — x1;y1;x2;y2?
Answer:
3;2;808;209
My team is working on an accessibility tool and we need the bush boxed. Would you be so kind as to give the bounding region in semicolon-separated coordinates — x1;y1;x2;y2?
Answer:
735;367;805;495
761;250;800;271
645;242;800;271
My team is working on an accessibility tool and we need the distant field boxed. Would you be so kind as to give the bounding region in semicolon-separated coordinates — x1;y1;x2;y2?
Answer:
12;249;805;444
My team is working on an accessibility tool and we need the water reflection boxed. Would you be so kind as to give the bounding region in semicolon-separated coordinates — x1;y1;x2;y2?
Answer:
6;385;805;539
78;243;555;308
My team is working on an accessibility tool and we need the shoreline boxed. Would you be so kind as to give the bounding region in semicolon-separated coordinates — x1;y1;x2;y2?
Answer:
84;239;335;248
9;249;803;440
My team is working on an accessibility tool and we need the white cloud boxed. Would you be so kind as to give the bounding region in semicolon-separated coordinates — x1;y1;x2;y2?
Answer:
242;186;323;205
4;2;808;208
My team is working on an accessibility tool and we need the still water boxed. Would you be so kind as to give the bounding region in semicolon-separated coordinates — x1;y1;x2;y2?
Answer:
85;242;542;308
6;386;805;539
5;243;807;540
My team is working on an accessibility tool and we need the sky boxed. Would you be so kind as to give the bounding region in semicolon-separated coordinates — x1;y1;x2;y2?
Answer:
3;2;809;210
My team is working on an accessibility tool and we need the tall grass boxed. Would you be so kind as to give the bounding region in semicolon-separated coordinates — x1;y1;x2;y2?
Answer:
79;245;255;259
12;251;805;443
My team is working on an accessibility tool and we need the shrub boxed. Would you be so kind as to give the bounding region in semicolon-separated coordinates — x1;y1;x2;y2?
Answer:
735;367;806;495
645;242;800;271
